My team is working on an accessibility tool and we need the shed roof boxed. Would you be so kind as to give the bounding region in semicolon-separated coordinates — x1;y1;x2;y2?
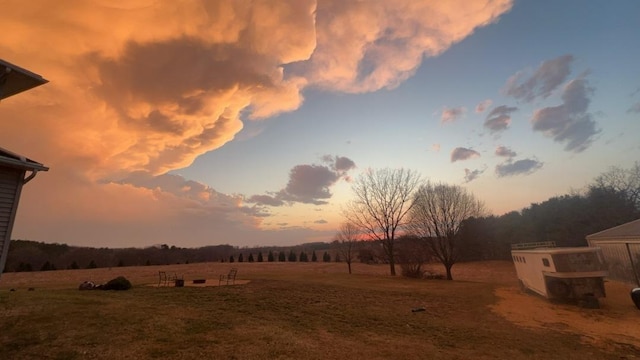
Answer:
0;146;48;172
586;218;640;241
0;59;48;100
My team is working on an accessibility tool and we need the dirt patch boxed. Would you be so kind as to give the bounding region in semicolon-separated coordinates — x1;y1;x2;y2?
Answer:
490;281;640;350
423;261;640;351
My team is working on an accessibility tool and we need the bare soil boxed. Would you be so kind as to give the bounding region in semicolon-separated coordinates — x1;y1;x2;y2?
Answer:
425;261;640;351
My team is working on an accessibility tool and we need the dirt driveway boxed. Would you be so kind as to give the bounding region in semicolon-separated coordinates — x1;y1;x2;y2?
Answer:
433;261;640;351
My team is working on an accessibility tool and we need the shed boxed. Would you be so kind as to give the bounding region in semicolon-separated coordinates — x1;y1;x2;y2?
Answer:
0;59;48;276
586;218;640;286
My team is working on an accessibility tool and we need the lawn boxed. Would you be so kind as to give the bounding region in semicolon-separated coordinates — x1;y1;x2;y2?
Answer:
0;261;638;359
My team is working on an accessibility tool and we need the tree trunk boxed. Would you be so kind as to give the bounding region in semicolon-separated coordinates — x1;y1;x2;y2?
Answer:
445;263;453;280
347;261;352;274
389;258;396;276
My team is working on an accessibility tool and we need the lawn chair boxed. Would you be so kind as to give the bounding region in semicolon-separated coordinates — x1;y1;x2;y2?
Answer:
158;271;182;287
219;268;238;285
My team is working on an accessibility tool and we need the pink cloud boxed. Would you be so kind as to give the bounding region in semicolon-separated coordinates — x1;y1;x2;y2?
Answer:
475;99;493;113
441;106;466;124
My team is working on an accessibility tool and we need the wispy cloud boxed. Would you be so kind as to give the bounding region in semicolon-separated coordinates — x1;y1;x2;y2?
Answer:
441;106;466;124
495;158;543;177
531;77;600;152
628;101;640;114
464;167;486;183
484;105;518;133
504;54;573;102
495;146;517;158
451;147;480;162
475;99;493;113
431;143;441;152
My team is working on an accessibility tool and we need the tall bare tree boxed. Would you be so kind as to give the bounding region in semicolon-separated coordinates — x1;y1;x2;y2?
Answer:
592;161;640;210
333;222;359;274
344;168;422;276
408;182;485;280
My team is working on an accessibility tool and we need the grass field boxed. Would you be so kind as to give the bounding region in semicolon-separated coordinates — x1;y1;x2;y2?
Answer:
0;261;638;359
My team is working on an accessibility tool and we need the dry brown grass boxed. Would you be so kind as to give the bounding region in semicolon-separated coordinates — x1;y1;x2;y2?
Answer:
0;261;638;359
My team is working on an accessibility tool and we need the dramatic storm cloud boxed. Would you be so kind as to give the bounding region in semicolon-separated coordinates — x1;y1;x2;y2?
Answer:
293;0;513;93
530;77;600;152
0;0;514;247
504;54;573;102
451;147;480;162
495;159;543;177
484;105;518;133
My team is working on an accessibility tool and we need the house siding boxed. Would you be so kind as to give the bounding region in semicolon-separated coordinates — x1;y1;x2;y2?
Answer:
0;167;24;273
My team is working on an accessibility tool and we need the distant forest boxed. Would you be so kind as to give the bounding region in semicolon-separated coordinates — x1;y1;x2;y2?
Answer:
4;163;639;274
3;241;339;273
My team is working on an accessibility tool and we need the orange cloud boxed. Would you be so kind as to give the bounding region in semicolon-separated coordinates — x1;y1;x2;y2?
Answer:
0;0;513;247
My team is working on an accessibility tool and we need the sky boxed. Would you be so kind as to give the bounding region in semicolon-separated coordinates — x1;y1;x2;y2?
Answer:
1;0;639;249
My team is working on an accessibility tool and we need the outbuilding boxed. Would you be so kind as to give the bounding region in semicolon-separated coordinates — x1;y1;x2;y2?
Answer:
586;218;640;287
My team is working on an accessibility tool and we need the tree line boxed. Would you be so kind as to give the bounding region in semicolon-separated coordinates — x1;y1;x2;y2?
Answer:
3;240;343;273
335;162;640;280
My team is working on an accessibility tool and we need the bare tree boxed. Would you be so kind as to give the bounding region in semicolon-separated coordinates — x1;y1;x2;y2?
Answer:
344;168;422;276
333;222;359;274
592;161;640;210
408;182;485;280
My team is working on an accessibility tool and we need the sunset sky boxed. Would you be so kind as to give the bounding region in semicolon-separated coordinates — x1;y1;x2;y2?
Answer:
1;0;639;248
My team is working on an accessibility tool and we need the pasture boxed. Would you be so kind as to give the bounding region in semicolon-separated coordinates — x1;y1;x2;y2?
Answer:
0;261;639;359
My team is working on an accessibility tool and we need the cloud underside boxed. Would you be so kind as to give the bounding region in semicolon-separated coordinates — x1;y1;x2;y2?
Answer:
441;106;466;123
484;105;517;133
248;155;356;206
495;146;516;158
475;99;492;113
451;147;480;162
504;54;573;102
1;0;512;178
503;54;599;152
530;78;600;152
464;167;486;183
0;0;513;245
495;159;543;177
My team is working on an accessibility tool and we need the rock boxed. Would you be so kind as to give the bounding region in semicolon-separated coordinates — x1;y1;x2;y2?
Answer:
78;281;95;290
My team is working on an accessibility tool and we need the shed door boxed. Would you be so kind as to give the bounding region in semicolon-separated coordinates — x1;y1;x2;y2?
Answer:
0;168;24;272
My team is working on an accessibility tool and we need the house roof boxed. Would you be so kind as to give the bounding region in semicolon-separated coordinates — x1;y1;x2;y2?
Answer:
0;59;48;100
0;146;48;172
586;218;640;241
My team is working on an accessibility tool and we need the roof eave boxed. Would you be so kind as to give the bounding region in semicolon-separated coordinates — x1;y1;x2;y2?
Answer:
0;155;49;172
